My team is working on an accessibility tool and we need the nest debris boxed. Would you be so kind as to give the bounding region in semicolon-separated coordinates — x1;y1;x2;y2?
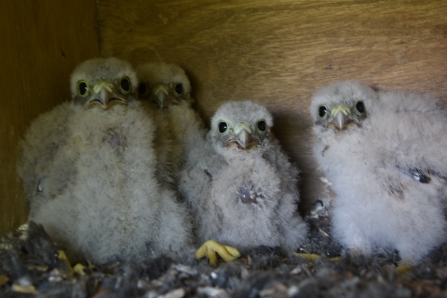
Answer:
1;220;447;298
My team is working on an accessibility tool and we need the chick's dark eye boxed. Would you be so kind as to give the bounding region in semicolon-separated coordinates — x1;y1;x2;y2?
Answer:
174;83;183;95
79;82;88;96
355;101;365;114
257;120;266;132
120;77;130;92
138;83;147;95
318;106;327;118
218;122;228;133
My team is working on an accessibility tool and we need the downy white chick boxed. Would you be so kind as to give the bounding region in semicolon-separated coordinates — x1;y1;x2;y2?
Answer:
311;80;447;265
17;103;76;214
136;62;204;184
17;57;193;265
180;100;308;264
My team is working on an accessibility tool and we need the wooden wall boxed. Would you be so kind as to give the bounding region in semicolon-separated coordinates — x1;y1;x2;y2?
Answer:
97;0;447;211
0;0;100;236
2;0;447;236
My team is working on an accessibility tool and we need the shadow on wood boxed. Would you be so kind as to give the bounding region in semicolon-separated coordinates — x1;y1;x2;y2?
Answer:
0;0;100;236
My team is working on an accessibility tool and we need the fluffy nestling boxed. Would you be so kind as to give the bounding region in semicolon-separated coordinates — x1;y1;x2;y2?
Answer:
311;80;447;265
17;57;193;264
136;62;204;184
180;100;307;264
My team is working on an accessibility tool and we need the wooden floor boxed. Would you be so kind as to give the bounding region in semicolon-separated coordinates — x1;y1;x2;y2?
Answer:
1;0;447;235
98;0;447;210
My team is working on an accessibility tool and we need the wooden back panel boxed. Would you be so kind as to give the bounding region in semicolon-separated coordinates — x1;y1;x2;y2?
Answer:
0;0;100;236
97;0;447;211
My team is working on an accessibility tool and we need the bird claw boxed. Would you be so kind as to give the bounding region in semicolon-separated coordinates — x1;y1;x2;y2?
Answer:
73;263;87;275
293;252;340;262
396;263;413;276
293;252;322;262
58;250;73;271
195;240;241;266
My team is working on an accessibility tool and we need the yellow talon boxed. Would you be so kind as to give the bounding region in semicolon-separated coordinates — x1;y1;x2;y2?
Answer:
293;252;340;262
58;250;73;271
396;264;413;276
293;252;321;262
195;240;241;266
73;263;87;275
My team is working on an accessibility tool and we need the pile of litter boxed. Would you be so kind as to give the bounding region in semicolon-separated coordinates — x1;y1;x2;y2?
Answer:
1;221;447;297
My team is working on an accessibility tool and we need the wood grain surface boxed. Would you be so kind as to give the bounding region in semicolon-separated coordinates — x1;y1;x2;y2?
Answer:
3;0;447;236
97;0;447;211
0;0;100;236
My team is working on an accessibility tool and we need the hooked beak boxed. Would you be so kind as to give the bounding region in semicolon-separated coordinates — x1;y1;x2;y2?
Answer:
152;84;180;109
232;122;259;150
330;104;350;130
85;81;128;110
